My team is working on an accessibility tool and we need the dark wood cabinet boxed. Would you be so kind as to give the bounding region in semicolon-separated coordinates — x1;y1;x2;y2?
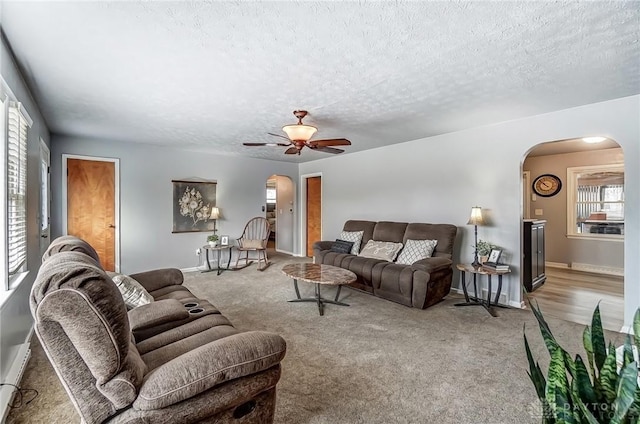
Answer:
523;220;546;292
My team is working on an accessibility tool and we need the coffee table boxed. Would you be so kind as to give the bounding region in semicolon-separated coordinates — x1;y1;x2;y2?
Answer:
281;263;356;316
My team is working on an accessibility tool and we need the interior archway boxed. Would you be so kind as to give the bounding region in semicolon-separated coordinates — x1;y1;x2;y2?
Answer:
521;137;624;331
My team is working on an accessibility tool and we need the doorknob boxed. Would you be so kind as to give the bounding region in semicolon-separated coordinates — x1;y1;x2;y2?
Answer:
108;224;116;228
41;234;48;238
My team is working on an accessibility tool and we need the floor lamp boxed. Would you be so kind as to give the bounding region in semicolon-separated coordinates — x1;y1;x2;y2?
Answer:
467;206;484;268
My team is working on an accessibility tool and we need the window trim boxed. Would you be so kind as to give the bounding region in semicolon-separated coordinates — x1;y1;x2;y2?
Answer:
2;77;33;290
566;163;624;242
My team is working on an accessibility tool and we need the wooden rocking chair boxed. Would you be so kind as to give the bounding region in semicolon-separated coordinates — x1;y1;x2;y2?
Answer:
235;217;271;271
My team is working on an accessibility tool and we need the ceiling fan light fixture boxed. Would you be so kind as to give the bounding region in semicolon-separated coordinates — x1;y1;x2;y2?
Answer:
282;123;317;142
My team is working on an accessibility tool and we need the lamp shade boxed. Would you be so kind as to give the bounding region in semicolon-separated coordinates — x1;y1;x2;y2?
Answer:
209;207;220;220
467;206;484;226
282;123;317;141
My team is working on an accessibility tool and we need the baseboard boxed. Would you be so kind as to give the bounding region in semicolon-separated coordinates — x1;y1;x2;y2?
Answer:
275;249;294;256
1;328;33;422
621;325;633;334
570;262;624;276
180;266;203;273
546;261;569;269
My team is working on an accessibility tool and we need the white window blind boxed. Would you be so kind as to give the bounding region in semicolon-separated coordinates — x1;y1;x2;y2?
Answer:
7;103;28;275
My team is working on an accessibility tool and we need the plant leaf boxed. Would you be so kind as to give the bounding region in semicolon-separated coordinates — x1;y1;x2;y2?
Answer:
583;326;596;380
525;330;547;400
590;304;607;373
624;334;634;368
530;300;561;355
570;378;600;424
574;355;597;405
599;342;620;404
610;361;639;424
634;309;640;355
547;348;574;422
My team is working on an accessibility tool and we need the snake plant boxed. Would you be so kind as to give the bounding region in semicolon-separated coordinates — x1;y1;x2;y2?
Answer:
525;302;640;423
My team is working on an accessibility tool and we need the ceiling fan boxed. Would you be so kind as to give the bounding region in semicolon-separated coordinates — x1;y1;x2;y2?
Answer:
243;110;351;155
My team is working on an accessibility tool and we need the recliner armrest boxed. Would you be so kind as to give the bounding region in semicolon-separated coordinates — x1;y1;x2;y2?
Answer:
129;268;184;292
312;240;334;252
411;257;452;273
128;299;190;332
133;331;286;410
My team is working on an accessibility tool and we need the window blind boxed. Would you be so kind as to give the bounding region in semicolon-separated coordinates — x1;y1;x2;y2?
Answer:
7;103;28;275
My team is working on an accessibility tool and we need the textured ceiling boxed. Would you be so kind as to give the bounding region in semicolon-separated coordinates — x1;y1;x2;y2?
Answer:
1;1;639;163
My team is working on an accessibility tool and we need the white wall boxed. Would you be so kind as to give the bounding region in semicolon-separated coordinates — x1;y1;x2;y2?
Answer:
50;137;298;273
299;95;640;327
0;35;50;398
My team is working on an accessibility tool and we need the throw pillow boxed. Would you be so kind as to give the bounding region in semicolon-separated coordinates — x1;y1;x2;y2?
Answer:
338;231;364;255
107;272;154;310
242;239;263;249
330;239;355;254
358;240;404;262
395;239;438;265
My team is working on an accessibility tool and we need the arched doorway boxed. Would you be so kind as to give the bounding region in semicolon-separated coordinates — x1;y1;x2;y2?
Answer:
521;137;624;331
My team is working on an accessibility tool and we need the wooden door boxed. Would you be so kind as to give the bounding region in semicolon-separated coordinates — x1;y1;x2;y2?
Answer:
67;158;116;271
306;176;321;257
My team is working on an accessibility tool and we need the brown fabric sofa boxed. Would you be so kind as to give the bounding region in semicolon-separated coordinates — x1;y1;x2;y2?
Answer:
313;220;457;309
31;235;286;424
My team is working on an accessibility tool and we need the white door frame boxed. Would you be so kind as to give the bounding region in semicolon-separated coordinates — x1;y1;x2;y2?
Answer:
62;154;121;272
39;139;51;257
299;172;322;257
523;170;531;220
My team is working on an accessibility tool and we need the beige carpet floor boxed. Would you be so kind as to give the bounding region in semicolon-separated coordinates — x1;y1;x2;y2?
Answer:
6;251;624;423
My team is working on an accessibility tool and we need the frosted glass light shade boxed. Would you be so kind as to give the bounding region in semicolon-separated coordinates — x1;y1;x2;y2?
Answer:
467;206;484;225
282;124;317;141
209;207;220;220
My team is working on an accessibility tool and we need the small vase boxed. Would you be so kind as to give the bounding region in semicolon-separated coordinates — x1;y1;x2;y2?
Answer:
480;256;488;264
208;241;217;247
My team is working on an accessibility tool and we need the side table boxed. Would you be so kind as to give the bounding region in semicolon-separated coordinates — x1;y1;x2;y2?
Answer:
454;263;511;317
202;245;233;275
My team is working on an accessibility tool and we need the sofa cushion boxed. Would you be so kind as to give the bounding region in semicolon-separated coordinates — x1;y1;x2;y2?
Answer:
404;223;457;259
372;221;408;243
330;239;354;254
108;272;154;309
342;220;376;248
358;240;404;262
339;230;364;254
396;239;438;265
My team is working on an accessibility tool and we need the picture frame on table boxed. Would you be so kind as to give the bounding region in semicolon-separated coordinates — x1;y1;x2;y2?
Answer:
487;249;502;264
220;235;229;246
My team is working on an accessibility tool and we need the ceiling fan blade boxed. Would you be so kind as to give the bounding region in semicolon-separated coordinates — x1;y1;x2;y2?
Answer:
243;142;290;147
284;147;299;155
314;146;345;154
267;132;292;141
308;138;351;147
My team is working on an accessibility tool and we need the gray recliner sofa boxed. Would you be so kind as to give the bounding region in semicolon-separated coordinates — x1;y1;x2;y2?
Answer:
313;220;457;309
31;235;286;423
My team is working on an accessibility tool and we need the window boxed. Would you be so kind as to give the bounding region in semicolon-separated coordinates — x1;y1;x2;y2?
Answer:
7;103;29;280
567;164;624;240
1;76;33;290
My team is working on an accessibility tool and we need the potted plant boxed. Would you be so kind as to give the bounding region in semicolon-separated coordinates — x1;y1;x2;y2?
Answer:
475;239;495;263
525;302;640;423
207;234;219;246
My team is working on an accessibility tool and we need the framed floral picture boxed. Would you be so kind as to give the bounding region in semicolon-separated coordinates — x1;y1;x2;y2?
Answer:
220;235;229;246
172;180;217;233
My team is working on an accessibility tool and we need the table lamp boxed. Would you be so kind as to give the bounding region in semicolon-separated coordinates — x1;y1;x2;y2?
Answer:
467;206;484;268
210;207;220;235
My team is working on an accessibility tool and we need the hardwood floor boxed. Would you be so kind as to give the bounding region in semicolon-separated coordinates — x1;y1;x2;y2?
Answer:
527;267;624;332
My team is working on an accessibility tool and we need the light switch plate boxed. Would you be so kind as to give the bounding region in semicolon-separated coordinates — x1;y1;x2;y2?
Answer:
534;209;543;216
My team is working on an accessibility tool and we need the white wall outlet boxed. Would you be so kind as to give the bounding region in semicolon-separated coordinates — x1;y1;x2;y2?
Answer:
195;248;201;256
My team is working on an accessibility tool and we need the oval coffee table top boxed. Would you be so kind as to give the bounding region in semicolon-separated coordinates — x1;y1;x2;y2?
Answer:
281;263;356;286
